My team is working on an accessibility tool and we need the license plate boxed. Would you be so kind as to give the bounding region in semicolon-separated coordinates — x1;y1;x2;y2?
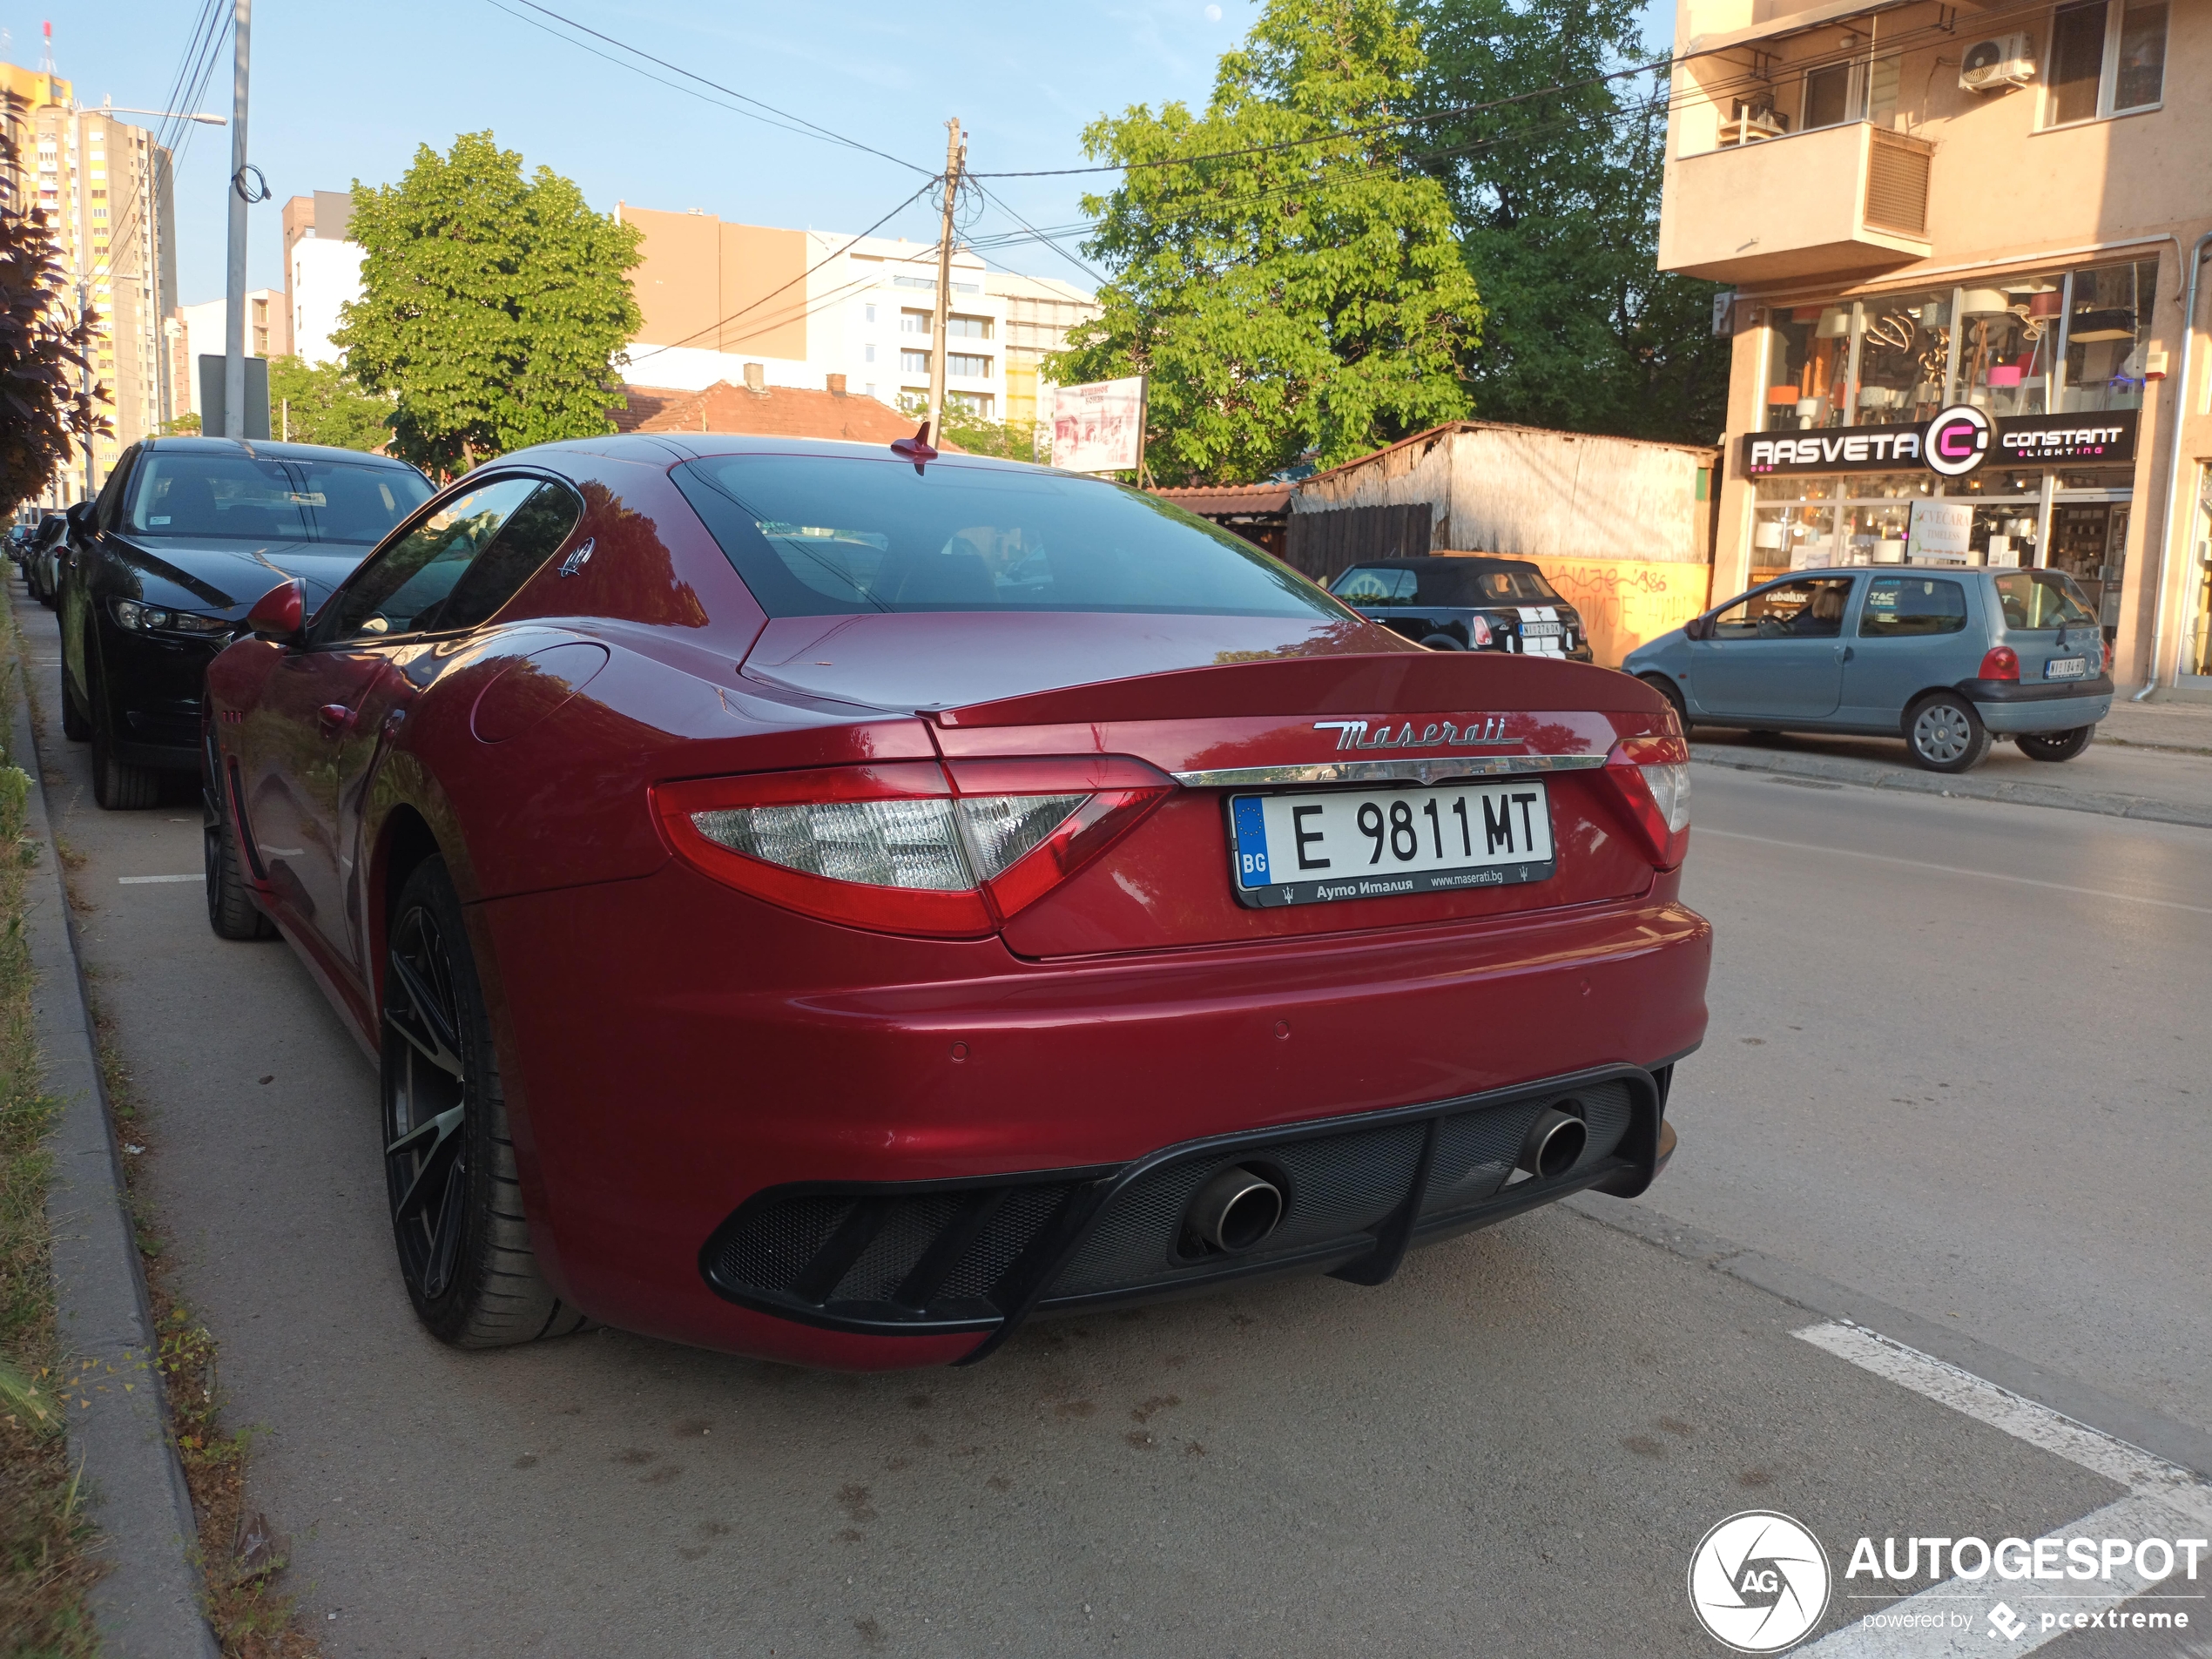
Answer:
1226;781;1554;908
2044;657;2088;680
1519;621;1563;637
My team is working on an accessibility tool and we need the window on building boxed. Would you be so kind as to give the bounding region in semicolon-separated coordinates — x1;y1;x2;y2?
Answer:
948;390;993;416
900;349;930;374
900;308;931;335
893;274;934;290
2046;0;2165;125
944;314;993;340
1797;53;1900;132
1804;63;1854;128
863;343;876;363
864;303;876;324
948;353;992;379
2061;258;2159;411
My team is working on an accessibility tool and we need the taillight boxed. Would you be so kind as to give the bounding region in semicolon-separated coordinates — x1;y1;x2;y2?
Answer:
652;758;1173;937
1979;645;2020;681
1598;733;1692;869
2102;638;2113;673
1470;613;1494;648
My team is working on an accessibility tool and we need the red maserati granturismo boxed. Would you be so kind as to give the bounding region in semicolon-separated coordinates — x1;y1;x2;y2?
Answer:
201;432;1710;1369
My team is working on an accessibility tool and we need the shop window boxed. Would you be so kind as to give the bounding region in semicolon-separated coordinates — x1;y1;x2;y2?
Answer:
1861;577;1968;637
2045;0;2165;125
1957;284;2060;417
2060;259;2157;412
1850;291;1954;425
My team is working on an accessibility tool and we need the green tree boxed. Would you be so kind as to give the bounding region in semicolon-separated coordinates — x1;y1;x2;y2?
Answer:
335;132;643;478
1046;0;1481;484
0;138;106;511
894;393;1042;462
1409;0;1730;444
266;354;393;450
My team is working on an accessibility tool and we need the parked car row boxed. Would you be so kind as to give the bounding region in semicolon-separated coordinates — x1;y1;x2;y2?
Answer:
10;431;1709;1369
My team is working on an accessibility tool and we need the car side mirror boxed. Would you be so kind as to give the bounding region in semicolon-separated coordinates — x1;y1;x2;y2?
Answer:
1683;615;1711;641
245;579;306;646
64;501;95;536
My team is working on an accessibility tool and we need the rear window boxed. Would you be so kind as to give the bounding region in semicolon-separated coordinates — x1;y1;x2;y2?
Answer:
1333;563;1560;607
1992;570;2097;630
672;455;1345;620
126;452;429;544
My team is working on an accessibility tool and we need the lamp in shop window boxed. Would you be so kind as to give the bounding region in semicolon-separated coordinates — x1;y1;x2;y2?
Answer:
2068;308;2138;342
1815;307;1851;339
1986;365;2024;388
1766;385;1802;405
1961;289;2013;317
2026;291;2063;320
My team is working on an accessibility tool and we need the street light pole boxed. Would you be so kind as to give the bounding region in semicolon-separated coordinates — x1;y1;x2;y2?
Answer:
925;118;963;446
222;0;252;441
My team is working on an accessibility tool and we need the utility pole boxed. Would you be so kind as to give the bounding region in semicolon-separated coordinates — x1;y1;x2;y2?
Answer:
925;117;963;446
222;0;252;441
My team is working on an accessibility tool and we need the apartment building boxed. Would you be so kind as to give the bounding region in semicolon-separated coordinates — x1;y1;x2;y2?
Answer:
0;62;179;503
280;190;364;365
617;206;1097;429
170;290;288;419
1660;0;2212;694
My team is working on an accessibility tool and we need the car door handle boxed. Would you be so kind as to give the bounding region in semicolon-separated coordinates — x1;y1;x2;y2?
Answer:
317;704;356;738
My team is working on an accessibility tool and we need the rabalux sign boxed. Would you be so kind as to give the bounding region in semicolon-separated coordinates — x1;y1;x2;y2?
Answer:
1742;406;2138;477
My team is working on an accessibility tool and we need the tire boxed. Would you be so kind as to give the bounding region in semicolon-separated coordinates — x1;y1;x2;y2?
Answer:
2017;725;2094;763
1417;633;1464;651
203;762;275;940
1638;673;1690;736
381;857;590;1348
1904;692;1992;773
59;661;89;742
89;661;161;810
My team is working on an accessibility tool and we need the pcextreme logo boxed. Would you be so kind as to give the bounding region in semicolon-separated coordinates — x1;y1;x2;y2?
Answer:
1689;1511;1833;1653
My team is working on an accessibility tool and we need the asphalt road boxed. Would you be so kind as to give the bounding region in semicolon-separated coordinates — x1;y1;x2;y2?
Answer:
18;578;2212;1657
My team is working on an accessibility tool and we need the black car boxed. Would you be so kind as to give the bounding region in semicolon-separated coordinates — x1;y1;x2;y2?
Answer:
1329;555;1595;662
21;511;70;606
58;436;432;807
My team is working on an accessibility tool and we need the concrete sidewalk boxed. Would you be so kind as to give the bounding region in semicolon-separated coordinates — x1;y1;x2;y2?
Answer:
1690;708;2212;827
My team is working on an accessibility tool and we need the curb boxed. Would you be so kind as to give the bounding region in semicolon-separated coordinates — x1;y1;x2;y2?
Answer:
12;634;222;1657
1689;741;2212;829
1565;1190;2212;1482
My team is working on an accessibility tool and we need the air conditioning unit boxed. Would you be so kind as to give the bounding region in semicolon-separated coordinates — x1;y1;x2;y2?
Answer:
1959;34;2036;91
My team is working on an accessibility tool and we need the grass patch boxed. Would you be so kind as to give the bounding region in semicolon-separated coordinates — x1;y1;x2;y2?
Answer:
0;644;104;1656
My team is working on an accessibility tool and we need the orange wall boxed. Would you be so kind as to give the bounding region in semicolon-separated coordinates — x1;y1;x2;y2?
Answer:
625;207;811;361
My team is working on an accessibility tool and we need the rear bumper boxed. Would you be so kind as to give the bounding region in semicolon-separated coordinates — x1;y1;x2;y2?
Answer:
1969;689;2113;732
477;863;1711;1368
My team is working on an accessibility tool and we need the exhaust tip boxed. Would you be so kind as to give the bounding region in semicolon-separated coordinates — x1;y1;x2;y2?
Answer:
1517;1106;1588;1180
1187;1165;1285;1254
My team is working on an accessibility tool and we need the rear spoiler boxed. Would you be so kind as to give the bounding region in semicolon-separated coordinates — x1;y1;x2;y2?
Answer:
934;651;1663;730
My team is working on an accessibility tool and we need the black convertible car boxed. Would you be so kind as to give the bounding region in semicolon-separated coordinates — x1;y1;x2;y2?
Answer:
1330;555;1594;662
57;436;431;806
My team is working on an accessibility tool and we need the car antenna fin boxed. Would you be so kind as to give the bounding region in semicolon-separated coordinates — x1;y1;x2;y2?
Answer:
889;421;938;472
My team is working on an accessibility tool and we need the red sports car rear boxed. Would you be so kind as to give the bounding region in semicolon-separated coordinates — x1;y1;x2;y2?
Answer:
202;435;1710;1369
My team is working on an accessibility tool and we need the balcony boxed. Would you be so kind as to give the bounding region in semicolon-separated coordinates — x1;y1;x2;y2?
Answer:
1658;120;1933;287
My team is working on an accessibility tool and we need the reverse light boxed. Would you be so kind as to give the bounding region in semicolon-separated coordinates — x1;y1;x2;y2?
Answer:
1978;645;2020;681
1598;733;1692;869
654;757;1174;937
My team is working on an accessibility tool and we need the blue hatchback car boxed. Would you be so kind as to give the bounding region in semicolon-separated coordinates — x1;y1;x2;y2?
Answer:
1622;566;2114;773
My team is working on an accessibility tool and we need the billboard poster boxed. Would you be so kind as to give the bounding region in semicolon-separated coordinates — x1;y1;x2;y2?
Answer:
1049;376;1145;474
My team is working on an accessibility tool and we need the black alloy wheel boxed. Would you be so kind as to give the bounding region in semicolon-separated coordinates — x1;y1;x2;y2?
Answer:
2017;725;2094;762
1418;632;1464;651
88;657;161;810
381;858;590;1348
1903;691;1992;774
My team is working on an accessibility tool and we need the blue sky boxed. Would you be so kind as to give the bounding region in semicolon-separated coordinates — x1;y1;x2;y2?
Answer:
17;0;1670;308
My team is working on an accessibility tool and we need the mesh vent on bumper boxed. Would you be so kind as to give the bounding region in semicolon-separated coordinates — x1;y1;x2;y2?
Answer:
698;1064;1669;1347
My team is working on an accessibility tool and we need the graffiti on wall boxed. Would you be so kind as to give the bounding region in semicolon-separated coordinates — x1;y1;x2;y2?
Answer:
1501;555;1713;668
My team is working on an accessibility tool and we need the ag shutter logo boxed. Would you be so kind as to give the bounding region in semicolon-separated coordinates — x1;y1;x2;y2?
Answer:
1925;404;1993;477
1689;1511;1833;1653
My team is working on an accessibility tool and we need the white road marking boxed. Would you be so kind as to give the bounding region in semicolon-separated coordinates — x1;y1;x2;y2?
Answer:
1794;1322;2212;1656
1696;826;2212;916
118;874;203;885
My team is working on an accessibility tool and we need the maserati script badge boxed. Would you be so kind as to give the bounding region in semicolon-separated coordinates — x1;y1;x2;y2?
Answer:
1312;717;1512;751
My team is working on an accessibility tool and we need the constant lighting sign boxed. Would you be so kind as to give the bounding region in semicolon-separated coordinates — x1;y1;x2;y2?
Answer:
1741;408;2139;477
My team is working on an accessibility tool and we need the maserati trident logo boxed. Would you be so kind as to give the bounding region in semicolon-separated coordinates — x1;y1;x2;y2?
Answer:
1314;717;1512;751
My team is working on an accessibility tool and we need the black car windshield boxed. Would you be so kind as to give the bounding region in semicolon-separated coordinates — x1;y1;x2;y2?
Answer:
1333;562;1561;607
1993;570;2098;630
672;455;1345;619
125;453;429;544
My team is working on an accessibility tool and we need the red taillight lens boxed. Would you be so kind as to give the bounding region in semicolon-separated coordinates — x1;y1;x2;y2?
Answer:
652;758;1173;937
1597;732;1692;869
1469;613;1494;649
1979;645;2020;681
2102;638;2114;673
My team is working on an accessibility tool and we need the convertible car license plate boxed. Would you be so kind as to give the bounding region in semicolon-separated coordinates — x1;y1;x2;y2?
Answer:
2044;657;2088;680
1227;782;1554;908
1519;621;1563;637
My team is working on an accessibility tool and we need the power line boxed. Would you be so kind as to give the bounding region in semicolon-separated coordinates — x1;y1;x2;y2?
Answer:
483;0;929;176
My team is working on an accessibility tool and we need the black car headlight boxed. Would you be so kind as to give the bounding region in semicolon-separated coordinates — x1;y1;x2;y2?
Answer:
111;597;233;637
